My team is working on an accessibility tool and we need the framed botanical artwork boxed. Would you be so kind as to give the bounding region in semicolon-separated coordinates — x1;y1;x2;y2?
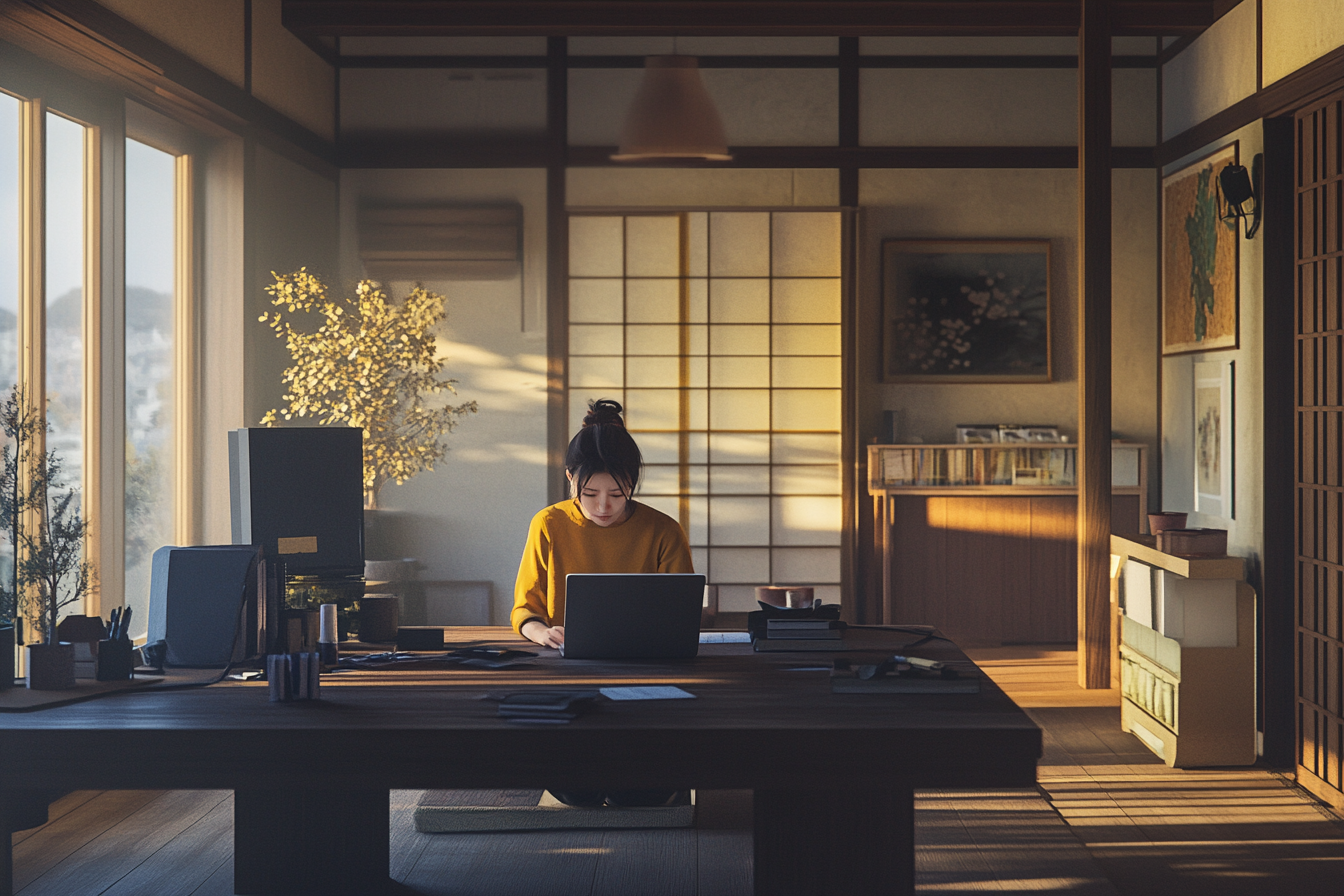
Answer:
882;239;1051;382
1194;359;1234;518
1162;143;1240;355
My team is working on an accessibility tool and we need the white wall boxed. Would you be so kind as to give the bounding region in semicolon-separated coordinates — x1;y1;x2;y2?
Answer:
338;169;549;625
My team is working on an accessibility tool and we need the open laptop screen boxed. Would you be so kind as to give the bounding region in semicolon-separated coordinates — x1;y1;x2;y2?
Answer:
561;573;706;660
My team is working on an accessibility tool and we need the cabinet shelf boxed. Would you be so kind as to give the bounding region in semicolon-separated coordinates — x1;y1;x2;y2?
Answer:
868;443;1146;494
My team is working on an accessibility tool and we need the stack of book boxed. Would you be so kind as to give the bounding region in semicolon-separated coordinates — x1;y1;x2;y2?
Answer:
753;619;848;652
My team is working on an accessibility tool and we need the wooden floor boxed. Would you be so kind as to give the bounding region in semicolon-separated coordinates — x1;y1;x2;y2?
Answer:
10;648;1344;895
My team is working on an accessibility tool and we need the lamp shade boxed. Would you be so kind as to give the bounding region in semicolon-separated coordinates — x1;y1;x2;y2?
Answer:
612;56;732;161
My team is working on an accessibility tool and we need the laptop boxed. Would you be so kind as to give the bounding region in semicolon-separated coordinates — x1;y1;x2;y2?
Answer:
560;573;707;659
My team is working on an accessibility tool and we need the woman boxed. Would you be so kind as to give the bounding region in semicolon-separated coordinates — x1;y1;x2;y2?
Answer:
513;398;694;648
512;399;692;809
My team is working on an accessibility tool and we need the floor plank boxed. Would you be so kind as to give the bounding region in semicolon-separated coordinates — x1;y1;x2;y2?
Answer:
99;794;233;896
12;790;165;891
399;828;607;895
391;788;431;883
17;790;228;895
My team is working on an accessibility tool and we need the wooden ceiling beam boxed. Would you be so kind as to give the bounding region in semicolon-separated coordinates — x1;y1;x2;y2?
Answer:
283;1;1216;38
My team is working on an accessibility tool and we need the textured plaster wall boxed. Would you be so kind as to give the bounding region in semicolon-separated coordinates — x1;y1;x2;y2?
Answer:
249;0;336;140
567;168;839;207
861;68;1154;147
339;169;549;626
1263;0;1344;86
246;146;338;429
93;0;246;88
1162;0;1258;140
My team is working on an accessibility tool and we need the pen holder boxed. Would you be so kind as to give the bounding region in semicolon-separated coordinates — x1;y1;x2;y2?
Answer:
95;639;135;681
267;652;321;702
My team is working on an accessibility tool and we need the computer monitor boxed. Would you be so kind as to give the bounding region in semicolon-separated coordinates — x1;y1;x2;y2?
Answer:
229;427;365;576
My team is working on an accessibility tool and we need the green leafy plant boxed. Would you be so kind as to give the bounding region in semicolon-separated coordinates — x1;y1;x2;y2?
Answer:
0;387;46;629
260;269;478;509
0;386;96;643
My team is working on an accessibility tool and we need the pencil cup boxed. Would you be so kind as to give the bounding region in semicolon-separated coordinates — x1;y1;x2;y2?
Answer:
95;639;134;681
267;652;321;702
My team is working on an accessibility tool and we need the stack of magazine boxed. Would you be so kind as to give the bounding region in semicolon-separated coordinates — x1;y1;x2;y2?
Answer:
749;606;848;652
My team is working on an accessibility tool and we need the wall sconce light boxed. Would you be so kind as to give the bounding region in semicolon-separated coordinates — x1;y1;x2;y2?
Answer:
1218;154;1262;239
611;56;732;162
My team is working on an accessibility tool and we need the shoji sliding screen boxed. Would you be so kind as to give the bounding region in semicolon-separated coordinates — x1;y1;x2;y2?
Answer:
568;211;843;611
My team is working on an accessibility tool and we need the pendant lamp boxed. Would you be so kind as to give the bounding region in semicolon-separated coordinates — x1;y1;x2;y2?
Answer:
611;56;732;161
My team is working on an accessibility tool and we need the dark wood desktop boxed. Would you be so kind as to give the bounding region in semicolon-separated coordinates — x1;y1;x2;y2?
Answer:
0;627;1040;896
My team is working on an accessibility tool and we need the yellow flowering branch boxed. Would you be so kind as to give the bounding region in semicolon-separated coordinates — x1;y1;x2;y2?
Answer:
260;269;478;509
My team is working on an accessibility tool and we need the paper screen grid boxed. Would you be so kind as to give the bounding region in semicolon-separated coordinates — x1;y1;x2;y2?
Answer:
569;211;843;612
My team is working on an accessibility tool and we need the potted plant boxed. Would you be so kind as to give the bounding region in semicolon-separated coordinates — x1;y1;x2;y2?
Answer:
260;269;478;510
0;387;47;691
0;387;96;690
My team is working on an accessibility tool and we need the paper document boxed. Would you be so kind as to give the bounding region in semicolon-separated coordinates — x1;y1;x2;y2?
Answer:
698;632;752;643
600;686;696;701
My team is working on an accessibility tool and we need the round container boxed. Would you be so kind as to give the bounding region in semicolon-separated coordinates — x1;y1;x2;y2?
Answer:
359;595;401;643
1147;511;1188;536
755;586;791;608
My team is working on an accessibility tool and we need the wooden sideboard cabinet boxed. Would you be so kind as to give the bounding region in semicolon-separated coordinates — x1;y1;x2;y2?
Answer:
1110;534;1255;768
867;443;1147;645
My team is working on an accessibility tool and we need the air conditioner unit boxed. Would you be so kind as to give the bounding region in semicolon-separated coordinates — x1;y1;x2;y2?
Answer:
358;204;521;280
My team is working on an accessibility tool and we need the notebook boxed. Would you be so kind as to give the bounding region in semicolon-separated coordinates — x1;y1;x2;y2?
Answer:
560;573;707;660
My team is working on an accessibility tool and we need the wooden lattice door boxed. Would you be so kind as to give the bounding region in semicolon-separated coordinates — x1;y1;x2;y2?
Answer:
1296;89;1344;807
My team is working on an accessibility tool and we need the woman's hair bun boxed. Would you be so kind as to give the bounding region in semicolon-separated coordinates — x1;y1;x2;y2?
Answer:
583;398;625;427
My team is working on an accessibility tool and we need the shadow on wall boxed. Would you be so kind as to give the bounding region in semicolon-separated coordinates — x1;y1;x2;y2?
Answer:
365;509;496;626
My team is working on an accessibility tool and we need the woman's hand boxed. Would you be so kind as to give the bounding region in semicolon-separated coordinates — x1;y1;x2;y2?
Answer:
521;620;565;648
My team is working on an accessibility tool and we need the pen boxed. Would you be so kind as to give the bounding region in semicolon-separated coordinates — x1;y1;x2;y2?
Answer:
118;607;132;641
108;608;120;639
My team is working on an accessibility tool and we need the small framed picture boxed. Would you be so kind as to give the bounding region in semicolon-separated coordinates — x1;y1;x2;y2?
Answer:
1194;359;1234;518
956;425;999;444
1023;427;1061;443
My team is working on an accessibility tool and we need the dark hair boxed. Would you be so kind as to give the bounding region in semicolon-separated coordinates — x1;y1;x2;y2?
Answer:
565;399;642;497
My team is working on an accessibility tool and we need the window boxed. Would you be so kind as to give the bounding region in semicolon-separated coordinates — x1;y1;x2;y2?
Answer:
123;138;177;625
568;211;844;611
0;84;199;640
44;111;87;499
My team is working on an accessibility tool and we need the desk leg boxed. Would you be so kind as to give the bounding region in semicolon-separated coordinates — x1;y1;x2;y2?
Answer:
1;797;12;896
753;787;914;896
1;790;53;896
234;788;389;895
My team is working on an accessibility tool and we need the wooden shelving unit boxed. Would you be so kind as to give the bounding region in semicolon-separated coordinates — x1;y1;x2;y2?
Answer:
868;442;1146;497
1110;534;1255;768
865;443;1147;644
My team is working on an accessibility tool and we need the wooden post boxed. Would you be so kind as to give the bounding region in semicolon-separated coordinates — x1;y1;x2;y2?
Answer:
1077;0;1113;688
546;36;570;505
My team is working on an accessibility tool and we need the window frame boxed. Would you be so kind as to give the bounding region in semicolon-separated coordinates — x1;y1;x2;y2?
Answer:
1;74;204;631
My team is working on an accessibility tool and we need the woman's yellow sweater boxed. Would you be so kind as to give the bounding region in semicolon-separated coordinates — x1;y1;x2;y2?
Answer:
511;499;694;634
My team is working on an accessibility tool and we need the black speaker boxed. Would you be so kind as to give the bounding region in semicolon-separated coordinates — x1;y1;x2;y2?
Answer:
146;545;261;667
229;427;365;576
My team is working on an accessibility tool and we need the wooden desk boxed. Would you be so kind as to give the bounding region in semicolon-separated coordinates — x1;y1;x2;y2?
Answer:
0;627;1040;896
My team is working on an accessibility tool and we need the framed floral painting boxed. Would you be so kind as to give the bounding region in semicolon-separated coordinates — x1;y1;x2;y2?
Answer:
881;239;1051;382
